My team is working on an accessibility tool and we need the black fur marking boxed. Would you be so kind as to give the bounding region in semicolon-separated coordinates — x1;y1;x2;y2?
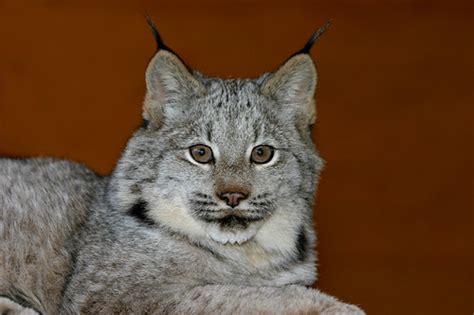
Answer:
206;121;213;142
128;199;155;226
141;119;149;129
292;19;332;56
295;227;309;262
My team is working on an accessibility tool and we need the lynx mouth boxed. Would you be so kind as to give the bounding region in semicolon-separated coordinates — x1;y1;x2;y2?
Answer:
204;214;264;245
209;213;263;229
195;209;265;229
190;207;268;245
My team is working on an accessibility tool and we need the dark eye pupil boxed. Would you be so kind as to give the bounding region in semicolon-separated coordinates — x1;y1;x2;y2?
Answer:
189;145;213;164
251;145;274;164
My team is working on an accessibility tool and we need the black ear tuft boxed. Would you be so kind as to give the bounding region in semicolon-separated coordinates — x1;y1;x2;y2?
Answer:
145;15;173;53
294;19;332;56
145;15;191;70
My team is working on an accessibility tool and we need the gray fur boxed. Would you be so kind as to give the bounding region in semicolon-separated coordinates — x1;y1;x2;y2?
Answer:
0;46;364;314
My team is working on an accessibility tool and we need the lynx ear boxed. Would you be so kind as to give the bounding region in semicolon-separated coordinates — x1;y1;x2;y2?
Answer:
261;21;331;126
262;54;317;106
261;54;317;124
143;18;204;127
143;50;204;127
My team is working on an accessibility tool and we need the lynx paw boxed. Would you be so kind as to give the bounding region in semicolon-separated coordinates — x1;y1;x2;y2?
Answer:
0;297;38;315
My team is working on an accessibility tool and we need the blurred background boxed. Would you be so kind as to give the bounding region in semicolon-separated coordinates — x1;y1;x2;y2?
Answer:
0;0;472;313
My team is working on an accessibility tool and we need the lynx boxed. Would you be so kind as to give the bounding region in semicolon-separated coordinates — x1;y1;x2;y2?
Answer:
0;20;364;314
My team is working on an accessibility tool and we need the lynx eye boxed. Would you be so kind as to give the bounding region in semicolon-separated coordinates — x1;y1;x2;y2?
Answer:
189;144;214;164
251;145;275;164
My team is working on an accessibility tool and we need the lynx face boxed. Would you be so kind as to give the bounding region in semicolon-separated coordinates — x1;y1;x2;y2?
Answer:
109;41;324;248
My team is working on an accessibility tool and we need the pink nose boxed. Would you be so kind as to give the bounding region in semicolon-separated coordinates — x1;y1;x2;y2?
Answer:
219;192;247;208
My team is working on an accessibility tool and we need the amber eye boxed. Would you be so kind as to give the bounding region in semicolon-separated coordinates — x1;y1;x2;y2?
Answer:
189;144;214;164
251;145;275;164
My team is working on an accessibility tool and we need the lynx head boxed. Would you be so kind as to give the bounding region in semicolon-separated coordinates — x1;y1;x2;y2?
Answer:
109;22;328;256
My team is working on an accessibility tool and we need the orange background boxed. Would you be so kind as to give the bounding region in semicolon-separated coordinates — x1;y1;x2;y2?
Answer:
0;1;472;314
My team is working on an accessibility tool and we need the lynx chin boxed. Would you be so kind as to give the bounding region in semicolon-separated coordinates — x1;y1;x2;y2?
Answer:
0;19;364;314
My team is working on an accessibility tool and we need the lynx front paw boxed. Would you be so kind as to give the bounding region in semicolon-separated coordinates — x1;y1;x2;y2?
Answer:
319;301;365;315
298;287;365;315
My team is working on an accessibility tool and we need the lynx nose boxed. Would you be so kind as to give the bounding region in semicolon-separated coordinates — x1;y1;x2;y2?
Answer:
219;192;248;208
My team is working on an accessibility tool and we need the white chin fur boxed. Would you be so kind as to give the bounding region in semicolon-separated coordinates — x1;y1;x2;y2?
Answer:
207;226;257;245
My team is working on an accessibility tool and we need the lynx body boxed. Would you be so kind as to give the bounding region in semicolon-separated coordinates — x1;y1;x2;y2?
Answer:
0;24;364;314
